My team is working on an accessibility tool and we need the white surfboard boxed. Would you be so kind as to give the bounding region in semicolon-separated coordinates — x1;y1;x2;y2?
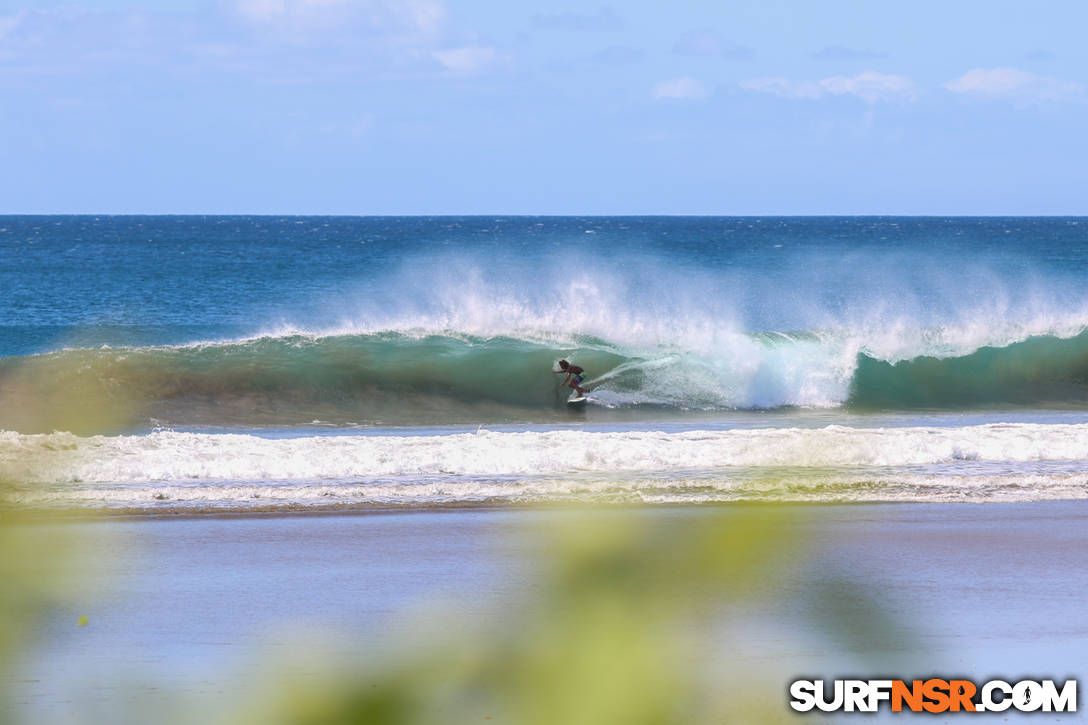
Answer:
567;393;588;405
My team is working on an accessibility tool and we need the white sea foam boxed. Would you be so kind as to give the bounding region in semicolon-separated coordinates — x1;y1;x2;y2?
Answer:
8;468;1088;509
4;423;1088;485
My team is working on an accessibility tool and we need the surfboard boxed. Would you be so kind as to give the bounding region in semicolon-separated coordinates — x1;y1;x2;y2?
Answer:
567;393;588;405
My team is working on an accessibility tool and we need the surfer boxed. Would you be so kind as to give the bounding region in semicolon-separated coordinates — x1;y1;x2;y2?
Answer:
554;359;588;398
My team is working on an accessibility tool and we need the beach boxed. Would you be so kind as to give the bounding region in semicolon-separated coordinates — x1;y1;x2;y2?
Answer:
3;215;1087;722
4;0;1086;718
7;502;1087;723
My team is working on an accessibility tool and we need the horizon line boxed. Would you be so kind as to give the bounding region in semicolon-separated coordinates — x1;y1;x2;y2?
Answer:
1;212;1085;218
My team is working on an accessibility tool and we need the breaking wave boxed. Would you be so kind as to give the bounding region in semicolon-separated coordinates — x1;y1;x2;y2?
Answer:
2;327;1088;429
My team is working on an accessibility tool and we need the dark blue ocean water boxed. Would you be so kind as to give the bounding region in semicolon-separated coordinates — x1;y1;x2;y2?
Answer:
3;216;1088;510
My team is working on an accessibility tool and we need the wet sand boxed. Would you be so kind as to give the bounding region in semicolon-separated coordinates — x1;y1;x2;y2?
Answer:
8;502;1088;723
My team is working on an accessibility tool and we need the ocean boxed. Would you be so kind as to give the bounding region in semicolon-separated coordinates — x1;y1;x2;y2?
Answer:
2;215;1087;512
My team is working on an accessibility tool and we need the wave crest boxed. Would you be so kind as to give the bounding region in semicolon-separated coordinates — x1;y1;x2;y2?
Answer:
2;327;1088;430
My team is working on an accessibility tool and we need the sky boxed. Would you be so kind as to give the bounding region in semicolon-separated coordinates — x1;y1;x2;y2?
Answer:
0;0;1085;214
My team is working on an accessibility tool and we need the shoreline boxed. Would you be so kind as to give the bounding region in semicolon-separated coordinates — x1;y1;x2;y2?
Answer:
7;495;1088;523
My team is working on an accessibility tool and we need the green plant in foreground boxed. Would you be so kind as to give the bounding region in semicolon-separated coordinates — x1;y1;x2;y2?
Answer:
1;354;899;725
229;507;823;725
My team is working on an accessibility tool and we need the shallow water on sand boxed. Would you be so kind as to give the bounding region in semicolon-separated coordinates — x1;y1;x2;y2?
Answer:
8;503;1088;723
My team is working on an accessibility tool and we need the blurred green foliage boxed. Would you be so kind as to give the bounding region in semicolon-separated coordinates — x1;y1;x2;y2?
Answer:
0;354;123;722
228;507;817;725
1;355;897;725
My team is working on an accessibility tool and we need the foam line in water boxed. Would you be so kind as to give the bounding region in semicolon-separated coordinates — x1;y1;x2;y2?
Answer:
4;423;1088;485
9;471;1088;509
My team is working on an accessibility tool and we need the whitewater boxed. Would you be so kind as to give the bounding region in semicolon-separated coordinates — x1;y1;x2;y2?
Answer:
2;216;1086;511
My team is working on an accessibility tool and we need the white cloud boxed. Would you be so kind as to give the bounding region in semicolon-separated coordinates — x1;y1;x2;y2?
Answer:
672;30;752;60
944;67;1083;103
0;2;482;85
235;0;355;23
652;76;708;101
402;0;445;34
432;45;497;74
232;0;446;36
221;0;464;82
740;71;917;103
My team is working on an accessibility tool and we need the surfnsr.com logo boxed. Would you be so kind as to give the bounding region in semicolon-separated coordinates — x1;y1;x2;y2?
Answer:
789;679;1077;713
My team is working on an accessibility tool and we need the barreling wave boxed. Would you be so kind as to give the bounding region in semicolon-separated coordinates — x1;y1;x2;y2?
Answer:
2;326;1088;430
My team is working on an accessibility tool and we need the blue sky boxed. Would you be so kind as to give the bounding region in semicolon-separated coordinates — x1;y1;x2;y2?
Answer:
1;0;1085;214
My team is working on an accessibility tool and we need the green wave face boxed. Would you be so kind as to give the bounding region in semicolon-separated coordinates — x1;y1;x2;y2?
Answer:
849;331;1088;409
0;334;636;429
3;328;1088;431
